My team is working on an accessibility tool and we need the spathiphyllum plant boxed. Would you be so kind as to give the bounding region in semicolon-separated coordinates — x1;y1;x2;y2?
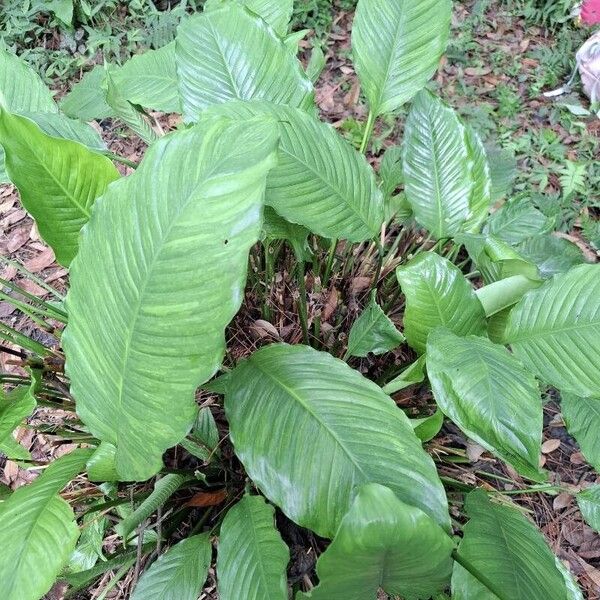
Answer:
1;0;598;598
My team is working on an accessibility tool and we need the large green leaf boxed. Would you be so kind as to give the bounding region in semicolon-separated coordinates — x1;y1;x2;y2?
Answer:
0;449;92;600
130;534;212;600
427;329;544;481
202;101;384;241
297;483;454;600
351;0;451;117
452;490;568;600
103;67;159;145
402;91;491;239
396;252;487;353
113;42;181;113
0;110;119;266
217;495;289;600
0;49;57;113
0;48;58;182
346;292;405;357
224;343;449;538
504;264;600;397
20;112;106;152
63;118;278;481
561;393;600;471
60;65;114;121
484;197;553;245
516;234;586;279
204;0;294;35
176;5;314;122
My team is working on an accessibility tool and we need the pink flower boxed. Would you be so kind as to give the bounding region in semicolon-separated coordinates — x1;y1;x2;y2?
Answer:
582;0;600;25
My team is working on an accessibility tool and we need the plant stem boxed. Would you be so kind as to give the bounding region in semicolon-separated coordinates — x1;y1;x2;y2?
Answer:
262;241;273;321
322;238;338;289
107;152;138;169
296;260;310;345
359;110;375;154
451;550;506;600
475;275;542;317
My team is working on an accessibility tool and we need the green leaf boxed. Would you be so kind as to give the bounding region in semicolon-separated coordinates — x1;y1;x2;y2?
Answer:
411;409;444;443
103;67;159;145
297;483;454;600
306;45;326;83
0;110;120;266
452;490;568;600
0;49;58;182
346;292;405;357
60;66;114;121
379;144;403;199
382;355;426;394
396;252;487;354
202;101;384;241
263;206;312;262
351;0;452;116
130;534;212;600
458;233;541;286
484;197;553;245
427;329;544;481
0;434;31;460
516;234;586;279
504;264;600;397
113;42;181;113
561;393;600;471
44;0;74;25
485;143;516;202
576;486;600;533
86;442;119;482
0;49;57;114
68;513;107;573
402;91;491;239
176;5;314;122
20;112;106;152
0;449;92;600
204;0;294;36
63;118;278;480
225;343;449;538
116;474;190;540
0;383;36;446
218;495;289;600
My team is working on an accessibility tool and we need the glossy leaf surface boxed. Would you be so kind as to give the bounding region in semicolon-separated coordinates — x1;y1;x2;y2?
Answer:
204;0;293;35
202;101;384;241
576;486;600;533
225;343;449;538
452;490;569;600
504;264;600;397
176;5;314;122
0;449;92;600
561;393;600;471
64;118;278;480
346;292;404;357
113;42;181;113
297;484;454;600
427;329;544;481
397;252;487;353
218;495;289;600
351;0;451;116
402;91;491;239
0;110;119;266
130;534;212;600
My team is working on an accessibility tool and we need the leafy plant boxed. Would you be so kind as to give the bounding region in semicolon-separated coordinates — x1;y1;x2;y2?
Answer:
0;1;597;598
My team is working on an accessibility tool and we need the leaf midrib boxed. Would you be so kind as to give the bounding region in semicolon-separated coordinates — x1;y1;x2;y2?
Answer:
253;360;369;479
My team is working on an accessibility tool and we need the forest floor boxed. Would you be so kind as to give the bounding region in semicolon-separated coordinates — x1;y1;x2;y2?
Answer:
1;0;600;598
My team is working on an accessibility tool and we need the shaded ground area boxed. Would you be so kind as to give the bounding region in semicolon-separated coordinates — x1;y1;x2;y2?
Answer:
1;0;600;598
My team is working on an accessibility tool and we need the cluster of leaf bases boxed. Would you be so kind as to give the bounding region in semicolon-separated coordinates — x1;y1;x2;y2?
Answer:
0;0;598;599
